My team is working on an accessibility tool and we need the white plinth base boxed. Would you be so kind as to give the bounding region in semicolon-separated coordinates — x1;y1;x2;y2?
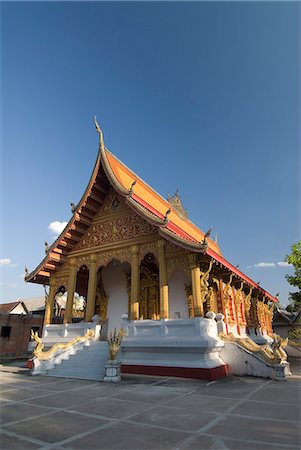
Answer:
103;361;121;382
121;318;228;380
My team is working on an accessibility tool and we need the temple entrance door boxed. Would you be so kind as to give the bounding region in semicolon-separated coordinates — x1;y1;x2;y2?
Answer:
140;285;160;319
139;253;160;320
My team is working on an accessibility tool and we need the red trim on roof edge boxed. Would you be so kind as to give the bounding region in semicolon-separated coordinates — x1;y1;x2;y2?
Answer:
131;193;198;243
131;193;165;219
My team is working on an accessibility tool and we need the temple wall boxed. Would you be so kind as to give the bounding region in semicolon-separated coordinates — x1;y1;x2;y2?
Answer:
102;262;128;334
168;271;190;319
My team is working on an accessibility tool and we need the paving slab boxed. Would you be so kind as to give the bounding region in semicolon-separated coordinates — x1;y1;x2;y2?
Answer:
192;377;270;399
3;410;109;444
62;420;189;450
1;402;56;425
247;384;301;405
24;390;103;409
165;393;235;413
110;384;191;404
0;387;57;403
67;396;152;419
186;434;300;450
0;433;41;450
129;404;217;431
207;415;301;447
230;398;301;421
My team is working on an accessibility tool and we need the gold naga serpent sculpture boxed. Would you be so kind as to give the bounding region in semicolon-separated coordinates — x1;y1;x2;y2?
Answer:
108;328;124;360
219;332;288;365
30;329;94;361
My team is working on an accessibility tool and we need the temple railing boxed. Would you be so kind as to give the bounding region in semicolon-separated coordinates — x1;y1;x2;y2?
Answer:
30;329;95;375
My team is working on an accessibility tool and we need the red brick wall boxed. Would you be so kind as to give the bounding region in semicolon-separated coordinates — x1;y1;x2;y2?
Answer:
0;314;44;360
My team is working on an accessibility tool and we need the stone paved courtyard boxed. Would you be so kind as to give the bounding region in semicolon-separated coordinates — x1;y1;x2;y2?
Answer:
0;366;300;450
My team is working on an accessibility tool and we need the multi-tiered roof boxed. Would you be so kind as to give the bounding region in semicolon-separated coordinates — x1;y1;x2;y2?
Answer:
26;121;277;303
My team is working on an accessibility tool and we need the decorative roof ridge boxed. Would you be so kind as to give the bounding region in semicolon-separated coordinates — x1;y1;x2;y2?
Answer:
125;196;169;227
159;227;208;252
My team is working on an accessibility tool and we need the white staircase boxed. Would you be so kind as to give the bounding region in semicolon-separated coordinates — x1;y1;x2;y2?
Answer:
31;322;109;381
46;341;109;381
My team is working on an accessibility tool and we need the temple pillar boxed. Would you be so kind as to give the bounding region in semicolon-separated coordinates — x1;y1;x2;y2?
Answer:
44;279;56;326
158;240;169;319
189;254;203;317
232;286;241;335
130;245;140;320
64;258;77;324
85;254;97;322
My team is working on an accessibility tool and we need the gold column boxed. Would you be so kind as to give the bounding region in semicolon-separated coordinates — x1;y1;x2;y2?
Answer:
64;258;77;324
158;240;169;319
44;279;56;326
85;254;98;322
189;254;203;317
130;245;140;320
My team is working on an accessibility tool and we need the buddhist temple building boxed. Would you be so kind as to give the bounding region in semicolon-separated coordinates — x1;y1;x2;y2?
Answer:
26;120;281;380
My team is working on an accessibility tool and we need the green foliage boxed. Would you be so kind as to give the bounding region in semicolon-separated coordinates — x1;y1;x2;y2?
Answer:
285;242;301;312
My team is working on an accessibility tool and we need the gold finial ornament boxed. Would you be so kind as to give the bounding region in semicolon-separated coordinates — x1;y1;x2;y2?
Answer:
94;115;105;149
203;228;212;245
164;208;171;221
128;179;137;195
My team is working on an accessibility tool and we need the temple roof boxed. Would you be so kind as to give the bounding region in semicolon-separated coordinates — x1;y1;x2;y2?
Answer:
25;123;278;303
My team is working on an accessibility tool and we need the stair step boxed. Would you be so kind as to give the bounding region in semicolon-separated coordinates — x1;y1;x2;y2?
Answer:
43;341;109;381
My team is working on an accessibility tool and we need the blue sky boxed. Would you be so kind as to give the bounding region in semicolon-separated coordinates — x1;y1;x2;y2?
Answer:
1;2;300;306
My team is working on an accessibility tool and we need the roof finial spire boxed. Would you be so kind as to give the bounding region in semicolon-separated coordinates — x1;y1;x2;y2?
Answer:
94;115;105;150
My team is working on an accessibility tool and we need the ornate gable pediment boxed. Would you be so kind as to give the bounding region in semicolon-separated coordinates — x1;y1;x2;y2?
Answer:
75;190;158;250
93;189;127;219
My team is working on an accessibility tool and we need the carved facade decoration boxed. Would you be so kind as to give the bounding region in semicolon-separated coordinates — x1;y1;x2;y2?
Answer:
223;274;233;308
95;247;132;268
94;189;124;218
233;282;245;324
75;255;90;271
79;212;157;250
192;259;215;314
235;282;244;306
165;240;183;254
257;300;266;328
244;287;253;315
166;255;190;281
52;275;69;292
138;241;159;263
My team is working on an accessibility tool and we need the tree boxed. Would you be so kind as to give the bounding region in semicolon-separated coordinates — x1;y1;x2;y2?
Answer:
285;241;301;312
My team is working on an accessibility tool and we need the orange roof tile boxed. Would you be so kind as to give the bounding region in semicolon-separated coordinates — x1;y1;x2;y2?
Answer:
105;150;222;255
